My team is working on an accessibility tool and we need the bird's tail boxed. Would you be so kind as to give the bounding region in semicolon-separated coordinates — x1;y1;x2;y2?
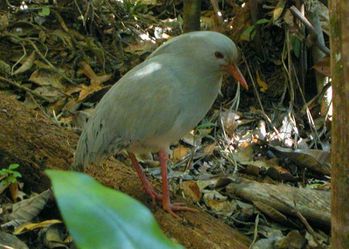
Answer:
72;130;90;171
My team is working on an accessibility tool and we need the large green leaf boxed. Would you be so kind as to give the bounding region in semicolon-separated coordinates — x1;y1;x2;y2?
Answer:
47;170;182;249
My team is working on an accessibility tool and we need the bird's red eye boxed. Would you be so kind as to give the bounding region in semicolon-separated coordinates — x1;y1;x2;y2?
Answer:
214;51;224;59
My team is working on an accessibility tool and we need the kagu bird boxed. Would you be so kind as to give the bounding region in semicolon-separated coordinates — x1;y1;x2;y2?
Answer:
73;31;248;216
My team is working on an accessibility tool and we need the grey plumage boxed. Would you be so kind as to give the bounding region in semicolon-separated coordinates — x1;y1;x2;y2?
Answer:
73;31;240;170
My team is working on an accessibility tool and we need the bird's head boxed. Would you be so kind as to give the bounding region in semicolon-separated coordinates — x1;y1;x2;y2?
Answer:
150;31;248;90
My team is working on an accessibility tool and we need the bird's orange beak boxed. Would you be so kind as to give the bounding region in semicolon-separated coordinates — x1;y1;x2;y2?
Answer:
223;64;248;90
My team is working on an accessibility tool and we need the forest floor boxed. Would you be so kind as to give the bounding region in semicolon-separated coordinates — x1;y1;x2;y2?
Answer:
0;1;331;249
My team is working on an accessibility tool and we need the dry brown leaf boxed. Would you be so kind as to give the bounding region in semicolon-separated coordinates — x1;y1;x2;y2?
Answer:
65;85;82;95
43;223;69;249
78;62;112;102
124;41;155;55
13;51;36;75
91;74;112;85
7;190;52;226
172;145;191;162
29;69;65;89
313;56;330;76
180;180;201;202
270;145;331;175
33;86;64;103
49;97;68;114
202;142;216;156
0;231;29;249
266;165;296;181
78;82;103;102
80;61;112;85
80;61;97;80
203;191;236;216
61;97;79;112
220;110;240;137
256;71;268;92
275;230;306;249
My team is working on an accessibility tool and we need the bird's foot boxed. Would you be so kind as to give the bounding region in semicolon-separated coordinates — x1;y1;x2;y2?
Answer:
145;187;197;218
163;201;198;218
144;186;162;203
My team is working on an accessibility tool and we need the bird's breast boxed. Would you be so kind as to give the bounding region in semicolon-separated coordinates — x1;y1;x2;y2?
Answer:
130;75;222;153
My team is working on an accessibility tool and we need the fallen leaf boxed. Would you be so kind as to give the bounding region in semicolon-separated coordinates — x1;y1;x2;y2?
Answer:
29;69;65;89
33;86;64;103
240;25;255;42
13;51;36;75
0;231;29;249
256;71;268;92
180;181;201;202
78;82;103;102
172;145;191;162
43;223;69;249
14;220;62;235
270;145;331;175
202;142;217;156
80;61;112;85
6;190;52;227
220;110;240;137
273;0;286;23
203;191;236;216
124;41;155;55
313;56;330;76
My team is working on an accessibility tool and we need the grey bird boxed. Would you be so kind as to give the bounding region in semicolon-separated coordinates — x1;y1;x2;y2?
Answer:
73;31;248;216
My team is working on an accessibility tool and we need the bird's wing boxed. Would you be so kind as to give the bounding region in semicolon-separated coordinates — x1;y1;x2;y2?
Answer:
74;55;186;168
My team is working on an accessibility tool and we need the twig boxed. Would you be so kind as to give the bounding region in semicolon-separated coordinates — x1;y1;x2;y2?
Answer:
24;39;75;84
249;213;260;249
11;41;27;75
0;76;51;102
289;5;330;55
291;64;320;147
27;92;50;119
210;0;224;26
241;53;280;137
270;194;323;247
73;0;87;29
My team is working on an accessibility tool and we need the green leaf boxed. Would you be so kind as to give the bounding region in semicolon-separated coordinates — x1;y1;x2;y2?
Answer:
197;121;216;129
290;35;301;58
0;169;9;175
240;25;256;41
38;6;50;17
9;163;20;170
7;175;17;184
46;170;182;249
255;18;270;25
12;171;22;178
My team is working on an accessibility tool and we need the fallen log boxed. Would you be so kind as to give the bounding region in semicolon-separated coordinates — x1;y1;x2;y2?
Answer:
0;92;250;249
226;178;330;227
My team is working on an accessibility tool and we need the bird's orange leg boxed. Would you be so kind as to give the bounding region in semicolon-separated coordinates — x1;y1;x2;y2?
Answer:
128;152;162;203
159;149;197;218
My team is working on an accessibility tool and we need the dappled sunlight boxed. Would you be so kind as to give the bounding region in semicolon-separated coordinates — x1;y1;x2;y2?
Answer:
133;61;162;78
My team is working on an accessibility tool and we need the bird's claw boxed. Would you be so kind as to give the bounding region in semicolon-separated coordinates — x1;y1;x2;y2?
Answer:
145;188;163;203
163;202;198;218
